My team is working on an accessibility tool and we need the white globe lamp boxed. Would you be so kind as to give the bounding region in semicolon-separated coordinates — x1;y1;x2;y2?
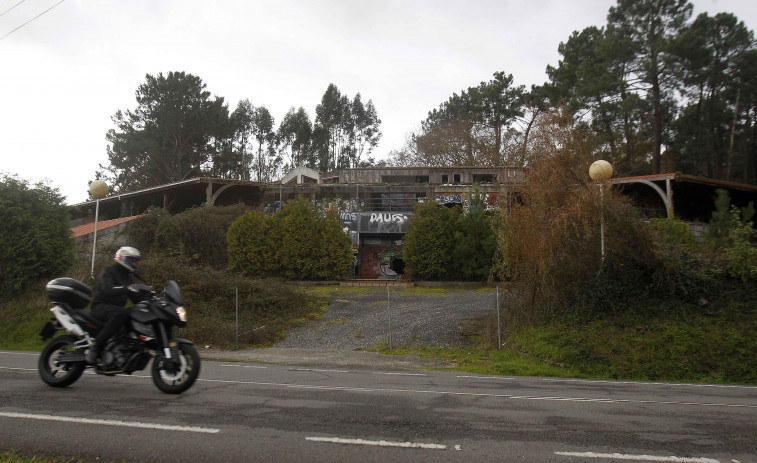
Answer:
89;179;109;198
589;160;613;183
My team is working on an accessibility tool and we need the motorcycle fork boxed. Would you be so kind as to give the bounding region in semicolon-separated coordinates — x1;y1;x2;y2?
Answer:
157;323;180;368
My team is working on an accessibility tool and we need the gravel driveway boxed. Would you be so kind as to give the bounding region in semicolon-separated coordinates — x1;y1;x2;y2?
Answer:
201;286;502;370
276;287;498;349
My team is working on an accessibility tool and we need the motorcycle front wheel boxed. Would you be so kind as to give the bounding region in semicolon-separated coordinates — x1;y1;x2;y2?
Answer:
151;344;200;394
38;335;85;387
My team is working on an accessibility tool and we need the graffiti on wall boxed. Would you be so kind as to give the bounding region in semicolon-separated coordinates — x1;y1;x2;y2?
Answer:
433;194;462;205
340;212;359;232
360;239;405;280
462;193;500;211
362;212;409;233
341;212;411;234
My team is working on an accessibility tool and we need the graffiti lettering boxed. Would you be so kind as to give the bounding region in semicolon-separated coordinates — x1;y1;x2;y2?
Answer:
369;213;407;225
360;213;410;233
434;194;462;205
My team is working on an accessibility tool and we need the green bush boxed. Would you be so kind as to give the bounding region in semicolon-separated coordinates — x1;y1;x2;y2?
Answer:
0;175;74;295
227;210;275;277
130;204;249;268
227;197;352;280
404;200;461;280
651;217;698;248
722;210;757;283
453;193;497;282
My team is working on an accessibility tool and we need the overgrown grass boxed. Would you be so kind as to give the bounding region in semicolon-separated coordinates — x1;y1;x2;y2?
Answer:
0;280;53;351
510;297;757;384
376;291;757;384
0;449;112;463
0;452;55;463
3;269;755;384
0;256;326;351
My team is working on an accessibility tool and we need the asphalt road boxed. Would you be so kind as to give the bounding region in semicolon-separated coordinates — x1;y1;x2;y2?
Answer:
1;351;756;462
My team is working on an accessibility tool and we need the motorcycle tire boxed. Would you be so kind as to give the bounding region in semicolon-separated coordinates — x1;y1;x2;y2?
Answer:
151;343;200;394
38;335;85;388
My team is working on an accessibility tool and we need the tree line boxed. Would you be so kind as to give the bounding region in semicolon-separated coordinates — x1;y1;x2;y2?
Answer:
392;0;757;185
98;0;757;195
99;74;381;194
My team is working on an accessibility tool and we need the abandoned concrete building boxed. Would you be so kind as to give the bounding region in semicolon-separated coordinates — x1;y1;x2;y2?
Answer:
71;166;757;280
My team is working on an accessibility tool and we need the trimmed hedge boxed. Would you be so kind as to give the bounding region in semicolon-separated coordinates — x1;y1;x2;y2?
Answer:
228;197;352;280
0;175;73;294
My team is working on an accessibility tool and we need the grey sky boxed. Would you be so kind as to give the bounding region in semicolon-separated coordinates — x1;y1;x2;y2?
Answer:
1;0;755;204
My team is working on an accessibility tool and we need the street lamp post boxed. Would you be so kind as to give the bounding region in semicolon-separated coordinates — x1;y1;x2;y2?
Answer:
589;160;613;261
89;180;109;278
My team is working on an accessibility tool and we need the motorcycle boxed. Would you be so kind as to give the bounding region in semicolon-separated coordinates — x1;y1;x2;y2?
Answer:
38;276;200;394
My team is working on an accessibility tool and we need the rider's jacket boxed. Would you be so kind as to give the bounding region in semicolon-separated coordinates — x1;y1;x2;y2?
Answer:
91;264;134;308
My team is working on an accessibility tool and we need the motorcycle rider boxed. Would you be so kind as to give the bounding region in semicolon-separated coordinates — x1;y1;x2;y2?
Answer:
85;246;141;365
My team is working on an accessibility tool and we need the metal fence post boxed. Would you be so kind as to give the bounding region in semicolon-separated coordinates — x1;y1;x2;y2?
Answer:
387;286;393;349
497;286;501;350
235;287;239;347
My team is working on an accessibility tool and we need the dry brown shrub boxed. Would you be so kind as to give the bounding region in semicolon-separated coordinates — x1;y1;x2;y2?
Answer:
494;108;662;326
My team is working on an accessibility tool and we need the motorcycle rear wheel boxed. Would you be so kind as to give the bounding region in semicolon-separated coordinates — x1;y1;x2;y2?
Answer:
38;335;85;387
151;344;200;394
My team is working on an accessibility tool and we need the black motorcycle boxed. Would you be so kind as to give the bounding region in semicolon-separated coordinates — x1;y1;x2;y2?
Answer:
38;277;200;394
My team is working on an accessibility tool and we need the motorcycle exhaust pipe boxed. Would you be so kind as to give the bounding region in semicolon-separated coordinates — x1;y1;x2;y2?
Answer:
51;306;85;337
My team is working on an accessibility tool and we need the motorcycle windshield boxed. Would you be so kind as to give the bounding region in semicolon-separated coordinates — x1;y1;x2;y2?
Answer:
164;280;184;305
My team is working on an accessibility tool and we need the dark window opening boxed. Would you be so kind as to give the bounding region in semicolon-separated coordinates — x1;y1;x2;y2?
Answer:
453;174;461;183
441;174;449;183
473;174;497;183
381;175;429;184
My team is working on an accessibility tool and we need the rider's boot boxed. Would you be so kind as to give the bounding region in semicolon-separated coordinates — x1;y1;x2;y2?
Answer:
85;342;100;365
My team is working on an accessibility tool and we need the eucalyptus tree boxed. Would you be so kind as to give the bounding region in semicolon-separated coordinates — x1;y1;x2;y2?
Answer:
314;84;382;171
102;71;230;192
315;84;351;171
230;100;278;181
349;94;382;168
251;106;278;181
230;99;255;180
277;107;314;171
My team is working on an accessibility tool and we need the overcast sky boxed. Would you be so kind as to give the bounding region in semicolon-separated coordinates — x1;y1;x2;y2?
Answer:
1;0;755;205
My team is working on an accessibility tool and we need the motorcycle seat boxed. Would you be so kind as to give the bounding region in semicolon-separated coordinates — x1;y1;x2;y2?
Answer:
74;309;102;329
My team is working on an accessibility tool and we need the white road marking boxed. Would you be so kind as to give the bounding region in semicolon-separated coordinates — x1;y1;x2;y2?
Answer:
0;351;38;356
197;378;757;409
458;375;515;380
220;364;267;369
543;378;757;390
306;436;446;450
290;368;351;373
375;372;428;376
3;365;755;410
0;367;36;372
555;451;719;462
0;411;220;434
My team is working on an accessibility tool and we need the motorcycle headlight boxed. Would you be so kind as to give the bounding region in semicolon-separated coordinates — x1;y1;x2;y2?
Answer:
176;306;187;323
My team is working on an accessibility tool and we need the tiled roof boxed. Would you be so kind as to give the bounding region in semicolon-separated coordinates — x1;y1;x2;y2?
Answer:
71;215;142;238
